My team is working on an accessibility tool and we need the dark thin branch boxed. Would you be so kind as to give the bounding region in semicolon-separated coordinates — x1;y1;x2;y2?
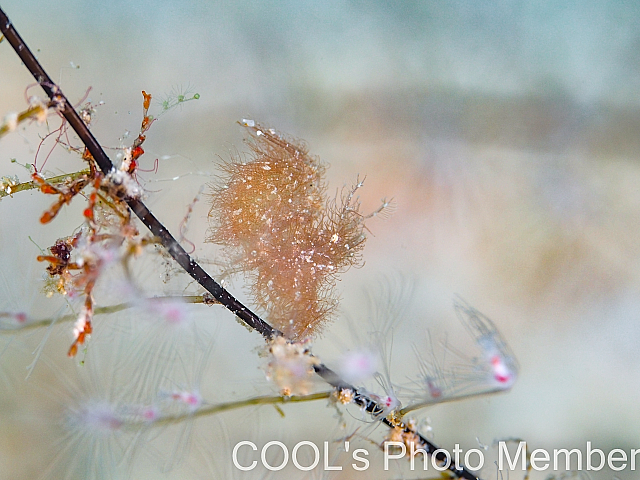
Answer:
0;8;479;480
0;7;279;341
313;363;479;480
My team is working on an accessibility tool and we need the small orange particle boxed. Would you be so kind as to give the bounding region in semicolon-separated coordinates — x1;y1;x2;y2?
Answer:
142;90;152;110
40;211;54;224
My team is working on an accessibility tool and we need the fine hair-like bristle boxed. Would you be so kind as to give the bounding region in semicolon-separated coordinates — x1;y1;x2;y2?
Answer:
207;122;373;339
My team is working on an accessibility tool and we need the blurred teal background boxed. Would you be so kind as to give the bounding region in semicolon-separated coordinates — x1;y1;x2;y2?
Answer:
1;1;640;479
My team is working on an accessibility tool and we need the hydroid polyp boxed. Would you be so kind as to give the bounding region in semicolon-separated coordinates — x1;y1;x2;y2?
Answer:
401;297;519;415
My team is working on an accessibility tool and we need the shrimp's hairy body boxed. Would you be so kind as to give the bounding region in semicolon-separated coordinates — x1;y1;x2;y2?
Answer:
208;122;371;339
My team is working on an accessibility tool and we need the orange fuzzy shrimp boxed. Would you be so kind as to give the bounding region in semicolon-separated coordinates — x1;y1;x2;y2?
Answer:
208;122;382;339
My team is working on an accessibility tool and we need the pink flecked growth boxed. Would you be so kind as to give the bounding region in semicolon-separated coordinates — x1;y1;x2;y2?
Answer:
0;311;29;329
489;352;517;387
145;298;189;328
159;388;203;412
171;390;202;408
425;378;443;399
338;349;378;385
133;405;160;423
71;401;123;436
